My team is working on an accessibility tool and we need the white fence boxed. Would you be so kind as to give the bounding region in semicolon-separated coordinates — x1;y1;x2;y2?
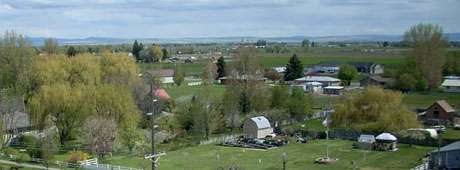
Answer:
411;161;428;170
56;158;142;170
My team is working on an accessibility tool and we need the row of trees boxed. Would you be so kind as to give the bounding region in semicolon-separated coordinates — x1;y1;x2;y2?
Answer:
131;40;169;62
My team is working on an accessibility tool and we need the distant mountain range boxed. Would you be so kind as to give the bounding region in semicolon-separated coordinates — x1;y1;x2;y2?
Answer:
26;33;460;46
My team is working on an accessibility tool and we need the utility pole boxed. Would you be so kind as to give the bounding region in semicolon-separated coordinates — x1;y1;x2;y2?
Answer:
150;81;156;170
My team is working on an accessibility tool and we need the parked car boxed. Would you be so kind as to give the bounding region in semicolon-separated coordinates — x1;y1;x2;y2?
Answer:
432;125;446;132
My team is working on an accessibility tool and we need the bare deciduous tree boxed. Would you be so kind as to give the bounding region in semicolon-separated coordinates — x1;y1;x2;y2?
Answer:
83;116;117;159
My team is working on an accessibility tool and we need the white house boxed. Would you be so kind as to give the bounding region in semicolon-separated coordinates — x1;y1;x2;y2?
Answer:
273;67;286;73
243;116;274;139
294;76;341;87
146;69;175;84
441;79;460;93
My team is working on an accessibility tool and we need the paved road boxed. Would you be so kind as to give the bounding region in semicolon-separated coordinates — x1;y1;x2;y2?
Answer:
0;159;59;170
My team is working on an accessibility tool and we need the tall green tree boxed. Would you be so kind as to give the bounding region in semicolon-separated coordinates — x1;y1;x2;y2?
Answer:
287;87;311;123
284;54;303;81
162;48;169;60
43;38;58;54
29;54;141;145
216;56;226;79
66;46;77;57
173;64;185;86
302;39;310;47
338;64;358;86
404;23;448;89
0;31;34;92
131;40;142;61
331;87;420;132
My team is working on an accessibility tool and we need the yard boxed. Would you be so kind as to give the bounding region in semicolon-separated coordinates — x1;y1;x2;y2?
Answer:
103;139;433;170
402;91;460;109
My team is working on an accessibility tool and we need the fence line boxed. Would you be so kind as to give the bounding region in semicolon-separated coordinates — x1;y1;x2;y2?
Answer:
200;134;240;145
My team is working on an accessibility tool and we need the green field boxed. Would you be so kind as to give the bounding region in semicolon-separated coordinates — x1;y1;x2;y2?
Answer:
402;92;460;109
104;139;433;170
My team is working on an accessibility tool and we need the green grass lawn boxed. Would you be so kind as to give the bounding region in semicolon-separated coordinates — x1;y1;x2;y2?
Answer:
164;85;226;102
440;128;460;140
260;55;405;68
104;139;433;170
402;91;460;109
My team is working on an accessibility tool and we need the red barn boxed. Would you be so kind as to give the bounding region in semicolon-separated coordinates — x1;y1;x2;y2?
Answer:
420;100;457;125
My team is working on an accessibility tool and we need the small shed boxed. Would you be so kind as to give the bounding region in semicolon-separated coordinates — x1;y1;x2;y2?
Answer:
357;134;375;150
429;141;460;169
323;86;344;95
243;116;274;139
375;133;398;151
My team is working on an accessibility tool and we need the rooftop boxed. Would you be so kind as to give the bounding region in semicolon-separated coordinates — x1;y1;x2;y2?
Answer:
249;116;271;129
441;79;460;87
295;76;341;82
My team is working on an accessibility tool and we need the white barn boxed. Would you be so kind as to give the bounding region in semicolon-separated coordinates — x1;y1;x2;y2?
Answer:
243;116;273;139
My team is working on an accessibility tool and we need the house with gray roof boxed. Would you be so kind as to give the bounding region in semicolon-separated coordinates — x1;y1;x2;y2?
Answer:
429;141;460;169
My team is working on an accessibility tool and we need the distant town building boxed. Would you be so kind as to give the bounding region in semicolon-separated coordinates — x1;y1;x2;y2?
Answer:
273;66;286;73
243;116;273;139
146;69;175;84
360;75;395;88
441;79;460;93
323;86;344;95
350;62;384;75
294;76;341;87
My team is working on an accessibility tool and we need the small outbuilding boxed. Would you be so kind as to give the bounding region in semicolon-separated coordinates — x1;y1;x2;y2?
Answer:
243;116;274;139
429;141;460;169
375;133;398;151
323;86;344;95
357;134;375;150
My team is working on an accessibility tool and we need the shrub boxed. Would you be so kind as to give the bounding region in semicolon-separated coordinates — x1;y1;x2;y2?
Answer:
16;153;31;162
2;148;19;158
68;151;90;164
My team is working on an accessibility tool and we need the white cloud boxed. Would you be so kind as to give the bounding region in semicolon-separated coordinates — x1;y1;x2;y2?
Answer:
0;0;459;38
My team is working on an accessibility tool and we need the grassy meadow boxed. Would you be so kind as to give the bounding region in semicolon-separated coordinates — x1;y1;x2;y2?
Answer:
103;140;432;170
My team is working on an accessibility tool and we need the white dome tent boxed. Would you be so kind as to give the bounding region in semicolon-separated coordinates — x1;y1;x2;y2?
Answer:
375;133;398;151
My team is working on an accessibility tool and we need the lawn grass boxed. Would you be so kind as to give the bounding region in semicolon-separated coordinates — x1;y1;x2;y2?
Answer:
260;55;405;68
104;139;433;170
164;85;226;102
402;91;460;109
440;128;460;140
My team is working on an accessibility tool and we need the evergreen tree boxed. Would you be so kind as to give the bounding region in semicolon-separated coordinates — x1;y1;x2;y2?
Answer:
66;46;77;57
216;57;226;79
302;39;310;47
162;48;169;60
131;40;142;61
173;64;185;86
239;90;250;114
284;54;303;81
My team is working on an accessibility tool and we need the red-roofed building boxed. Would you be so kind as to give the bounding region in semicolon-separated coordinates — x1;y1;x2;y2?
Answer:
154;88;171;101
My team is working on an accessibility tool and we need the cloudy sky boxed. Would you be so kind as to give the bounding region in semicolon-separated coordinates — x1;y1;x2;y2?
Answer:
0;0;459;38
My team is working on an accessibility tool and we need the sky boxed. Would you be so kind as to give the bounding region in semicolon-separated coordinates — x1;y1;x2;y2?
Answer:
0;0;459;38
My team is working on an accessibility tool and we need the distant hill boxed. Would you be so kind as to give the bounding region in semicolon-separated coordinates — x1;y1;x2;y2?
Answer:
26;33;460;46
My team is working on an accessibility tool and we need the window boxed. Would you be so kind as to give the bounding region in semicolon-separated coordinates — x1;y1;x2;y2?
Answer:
433;111;440;118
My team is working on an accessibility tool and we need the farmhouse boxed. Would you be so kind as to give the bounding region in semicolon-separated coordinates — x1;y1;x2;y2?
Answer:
294;76;341;87
146;69;175;84
419;100;458;125
243;116;274;139
429;141;460;169
359;75;395;88
323;86;344;95
441;79;460;93
219;75;267;85
312;62;341;74
350;62;384;75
